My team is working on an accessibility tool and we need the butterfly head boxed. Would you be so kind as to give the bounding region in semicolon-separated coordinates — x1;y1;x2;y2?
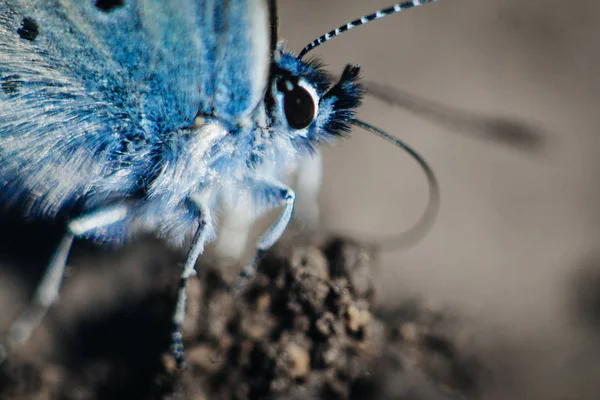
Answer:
266;49;362;152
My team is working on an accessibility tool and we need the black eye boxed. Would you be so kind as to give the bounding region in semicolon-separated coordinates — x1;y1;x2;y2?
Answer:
281;81;316;130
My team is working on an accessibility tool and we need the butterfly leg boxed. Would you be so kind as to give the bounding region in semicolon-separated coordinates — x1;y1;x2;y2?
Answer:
0;205;128;363
214;152;322;262
170;194;212;368
232;181;296;293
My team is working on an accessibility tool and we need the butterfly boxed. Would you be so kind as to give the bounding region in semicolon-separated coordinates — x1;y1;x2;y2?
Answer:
0;0;439;366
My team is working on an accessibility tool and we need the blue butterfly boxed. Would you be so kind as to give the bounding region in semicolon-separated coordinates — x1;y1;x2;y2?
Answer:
0;0;439;366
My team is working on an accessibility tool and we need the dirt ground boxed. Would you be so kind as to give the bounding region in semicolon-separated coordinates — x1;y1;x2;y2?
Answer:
2;0;600;399
1;234;481;400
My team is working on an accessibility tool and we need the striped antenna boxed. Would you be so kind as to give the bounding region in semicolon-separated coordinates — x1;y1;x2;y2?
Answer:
297;0;439;60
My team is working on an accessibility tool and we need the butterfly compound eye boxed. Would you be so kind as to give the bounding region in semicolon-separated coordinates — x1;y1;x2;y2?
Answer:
281;80;318;130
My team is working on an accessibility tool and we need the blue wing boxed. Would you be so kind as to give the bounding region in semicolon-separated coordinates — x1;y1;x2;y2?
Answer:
0;0;270;217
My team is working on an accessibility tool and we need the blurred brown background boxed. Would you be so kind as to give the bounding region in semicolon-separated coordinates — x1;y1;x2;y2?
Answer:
278;0;600;398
